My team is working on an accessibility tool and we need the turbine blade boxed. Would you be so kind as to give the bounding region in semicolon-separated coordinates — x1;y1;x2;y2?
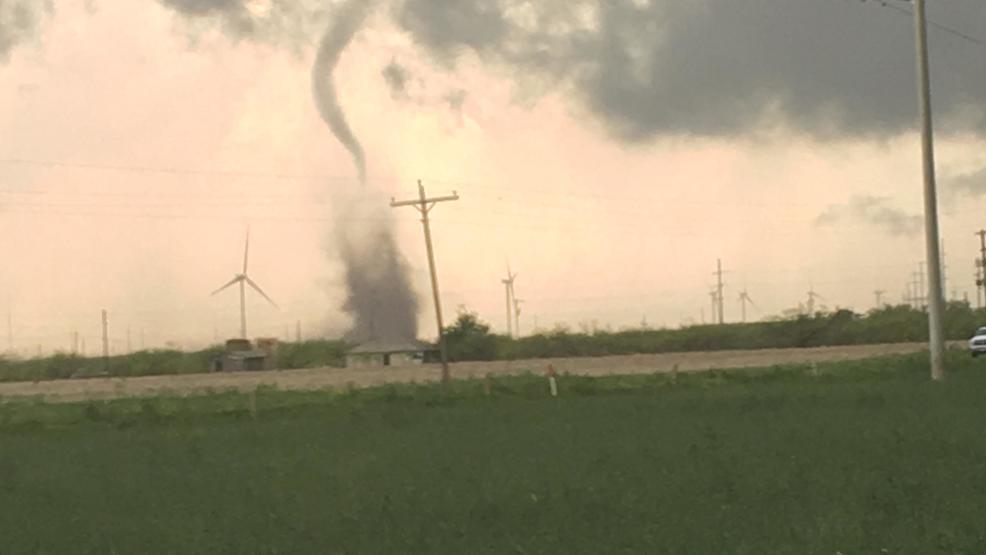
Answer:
243;225;251;274
245;276;279;309
211;276;242;296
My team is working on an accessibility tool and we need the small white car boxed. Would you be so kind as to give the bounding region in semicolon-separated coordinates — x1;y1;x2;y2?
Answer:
970;327;986;357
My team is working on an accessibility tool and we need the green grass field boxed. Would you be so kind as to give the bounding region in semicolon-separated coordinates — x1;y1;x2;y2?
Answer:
2;353;986;553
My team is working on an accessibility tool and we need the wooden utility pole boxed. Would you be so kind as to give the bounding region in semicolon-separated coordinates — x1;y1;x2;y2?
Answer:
913;0;946;380
126;326;132;354
874;290;885;309
296;320;302;342
101;309;109;372
390;180;459;383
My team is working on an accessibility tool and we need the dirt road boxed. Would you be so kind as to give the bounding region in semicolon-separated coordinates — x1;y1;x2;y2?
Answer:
0;342;954;404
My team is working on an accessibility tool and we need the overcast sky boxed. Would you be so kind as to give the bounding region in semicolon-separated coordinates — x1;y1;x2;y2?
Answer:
2;0;986;354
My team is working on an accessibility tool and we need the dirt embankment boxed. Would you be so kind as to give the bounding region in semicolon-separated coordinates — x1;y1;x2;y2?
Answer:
0;342;953;403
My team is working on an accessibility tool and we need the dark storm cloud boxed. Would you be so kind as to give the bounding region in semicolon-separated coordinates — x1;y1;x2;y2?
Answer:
12;1;985;141
816;195;922;236
0;0;51;62
947;165;986;197
382;59;410;98
444;88;466;113
393;0;986;140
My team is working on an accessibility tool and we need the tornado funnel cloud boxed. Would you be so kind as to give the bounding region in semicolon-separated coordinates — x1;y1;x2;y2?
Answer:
311;0;369;185
311;0;419;343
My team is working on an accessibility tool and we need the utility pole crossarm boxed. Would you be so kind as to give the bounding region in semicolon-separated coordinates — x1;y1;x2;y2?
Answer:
390;192;459;210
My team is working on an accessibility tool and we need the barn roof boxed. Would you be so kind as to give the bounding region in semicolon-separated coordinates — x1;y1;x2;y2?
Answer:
347;338;435;355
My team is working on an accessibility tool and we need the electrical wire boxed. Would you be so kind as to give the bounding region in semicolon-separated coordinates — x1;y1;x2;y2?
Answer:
859;0;986;48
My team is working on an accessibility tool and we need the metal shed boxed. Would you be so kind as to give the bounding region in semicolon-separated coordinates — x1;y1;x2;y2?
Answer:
211;337;279;372
345;339;437;368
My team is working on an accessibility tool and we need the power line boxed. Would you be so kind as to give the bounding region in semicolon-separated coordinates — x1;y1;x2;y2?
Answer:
859;0;986;49
0;157;379;183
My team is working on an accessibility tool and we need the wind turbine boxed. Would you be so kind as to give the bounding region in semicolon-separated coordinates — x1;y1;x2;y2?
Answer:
211;227;278;339
501;262;517;337
738;289;758;323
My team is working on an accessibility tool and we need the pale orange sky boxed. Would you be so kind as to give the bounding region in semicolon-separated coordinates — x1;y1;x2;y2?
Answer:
2;1;986;354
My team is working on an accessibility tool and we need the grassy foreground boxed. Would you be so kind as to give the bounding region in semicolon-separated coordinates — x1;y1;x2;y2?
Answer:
2;353;986;553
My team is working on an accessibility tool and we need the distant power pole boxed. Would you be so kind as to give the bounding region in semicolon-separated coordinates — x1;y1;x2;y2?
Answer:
976;230;986;306
910;272;922;309
714;259;725;324
72;331;79;354
976;261;984;310
390;180;459;383
140;328;145;350
295;320;302;342
126;326;132;354
101;309;109;371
